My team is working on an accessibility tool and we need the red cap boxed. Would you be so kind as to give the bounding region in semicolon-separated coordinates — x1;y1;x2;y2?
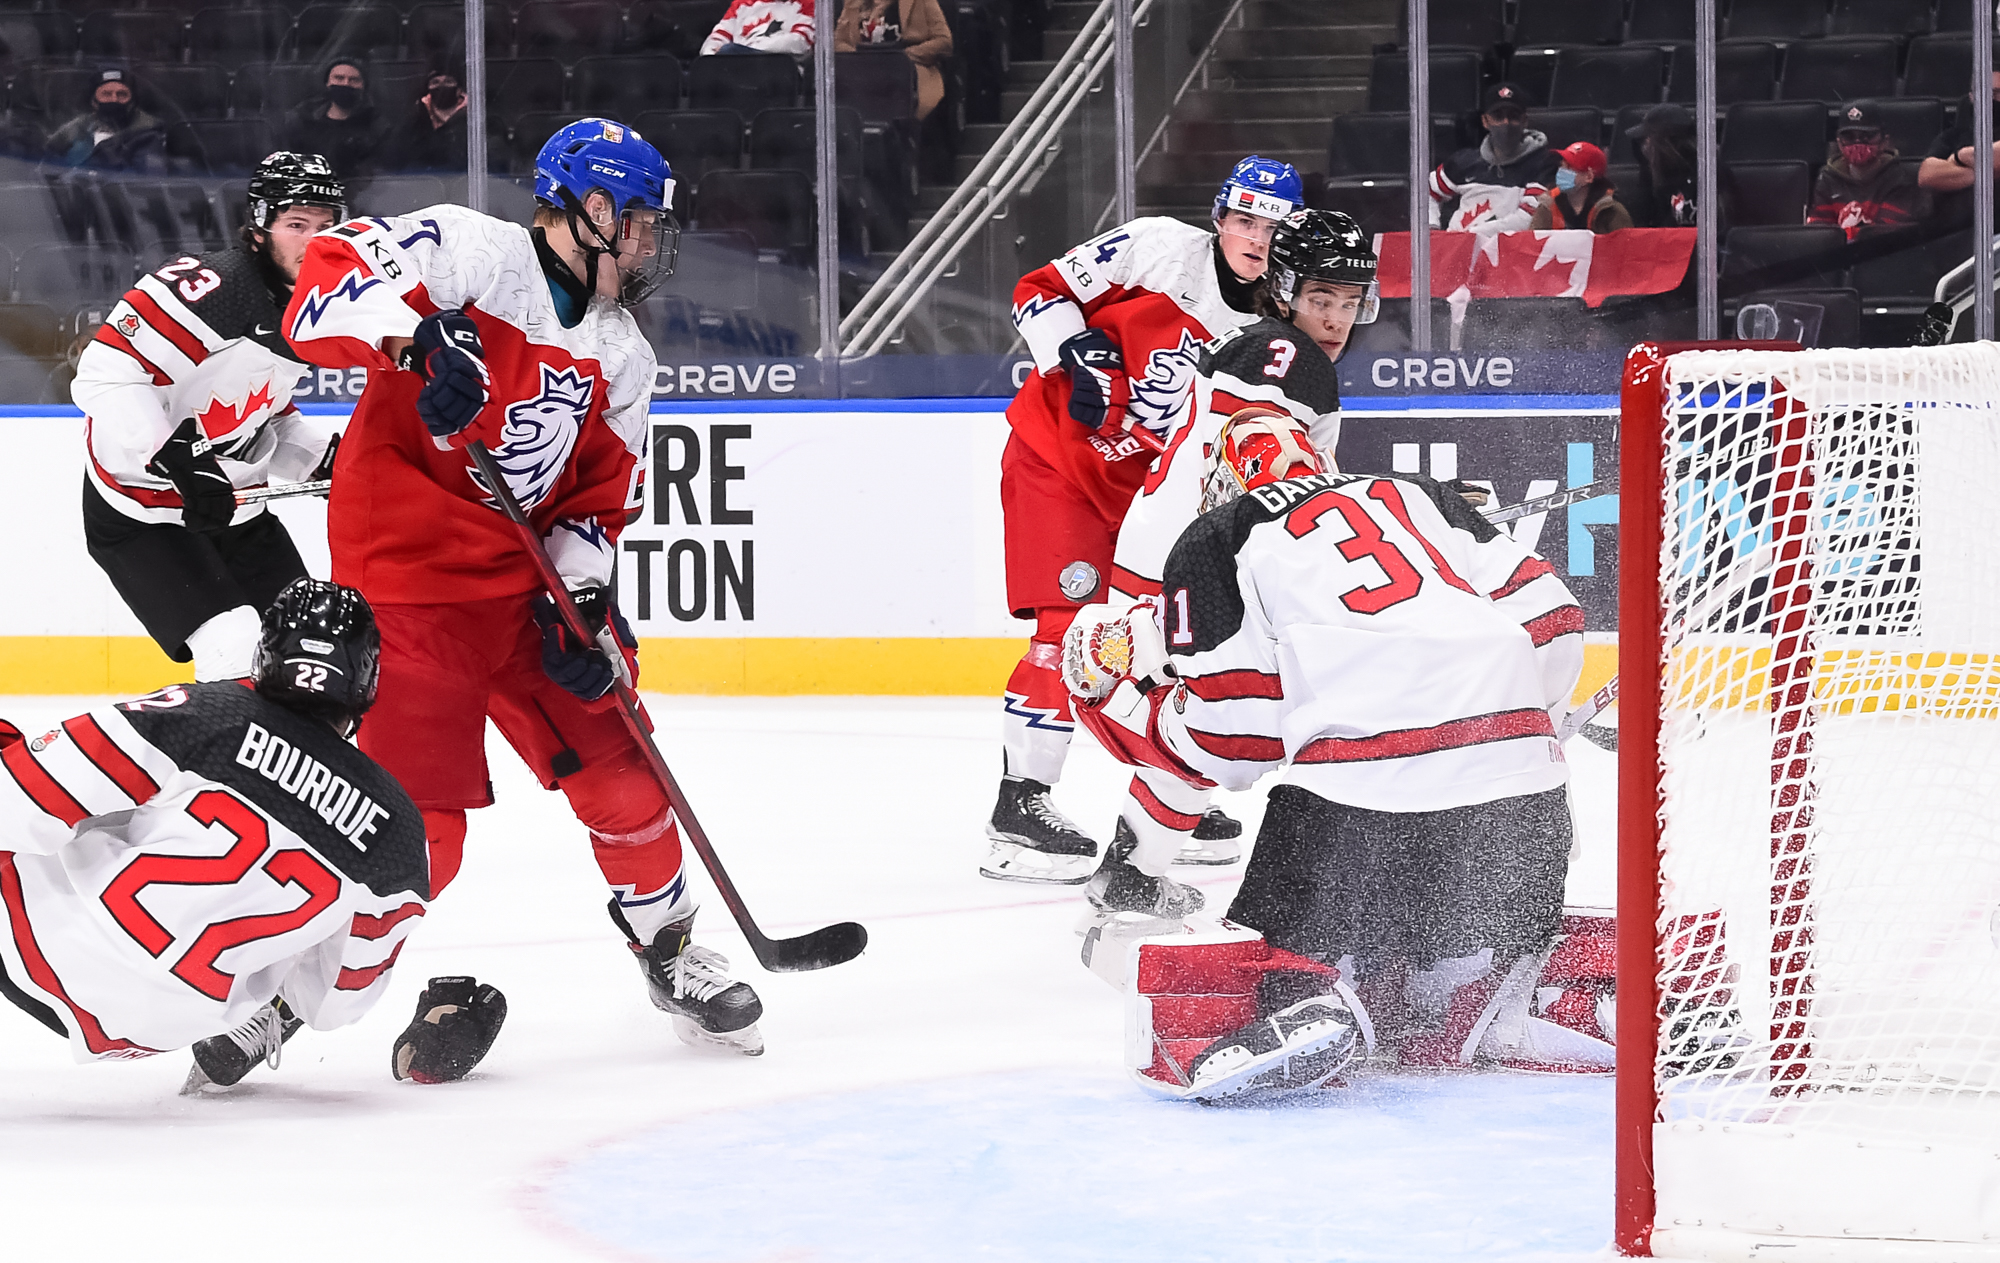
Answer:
1558;141;1607;179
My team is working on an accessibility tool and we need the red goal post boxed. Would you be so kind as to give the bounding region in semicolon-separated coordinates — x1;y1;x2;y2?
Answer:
1617;341;2000;1260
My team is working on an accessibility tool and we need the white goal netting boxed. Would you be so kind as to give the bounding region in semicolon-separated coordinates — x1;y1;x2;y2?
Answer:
1647;344;2000;1256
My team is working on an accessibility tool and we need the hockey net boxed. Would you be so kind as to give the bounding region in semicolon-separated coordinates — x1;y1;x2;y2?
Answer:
1619;343;2000;1261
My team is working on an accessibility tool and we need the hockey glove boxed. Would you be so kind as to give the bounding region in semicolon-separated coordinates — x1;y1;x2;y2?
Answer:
308;431;341;481
1057;329;1130;431
1062;599;1170;701
407;309;491;442
147;416;237;533
391;976;507;1085
531;586;639;703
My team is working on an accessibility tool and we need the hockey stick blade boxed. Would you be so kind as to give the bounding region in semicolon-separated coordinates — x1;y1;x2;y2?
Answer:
465;442;867;974
1483;481;1608;525
235;479;332;505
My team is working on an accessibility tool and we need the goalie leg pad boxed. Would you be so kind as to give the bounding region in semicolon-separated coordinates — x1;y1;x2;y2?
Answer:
392;976;507;1085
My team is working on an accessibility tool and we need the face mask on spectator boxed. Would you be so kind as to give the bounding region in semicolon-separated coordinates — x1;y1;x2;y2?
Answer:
1556;168;1579;191
1487;119;1524;151
429;83;462;110
328;84;362;110
95;99;131;127
1838;134;1883;166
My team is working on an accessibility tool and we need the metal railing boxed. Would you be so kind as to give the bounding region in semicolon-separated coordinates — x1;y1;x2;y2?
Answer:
840;0;1143;359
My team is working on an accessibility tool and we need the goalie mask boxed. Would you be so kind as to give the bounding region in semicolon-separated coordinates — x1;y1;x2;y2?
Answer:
1266;208;1379;325
252;579;381;738
1200;407;1328;513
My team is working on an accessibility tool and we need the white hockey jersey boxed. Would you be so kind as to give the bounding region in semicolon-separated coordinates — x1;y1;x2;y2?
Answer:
74;245;339;528
1111;316;1345;601
0;683;429;1061
1128;473;1583;812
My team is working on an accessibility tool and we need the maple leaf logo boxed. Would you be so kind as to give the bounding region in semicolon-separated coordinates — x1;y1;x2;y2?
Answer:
197;382;275;440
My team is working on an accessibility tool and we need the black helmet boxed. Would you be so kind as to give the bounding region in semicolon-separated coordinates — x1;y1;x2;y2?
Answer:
252;579;380;737
247;151;346;230
1267;208;1379;323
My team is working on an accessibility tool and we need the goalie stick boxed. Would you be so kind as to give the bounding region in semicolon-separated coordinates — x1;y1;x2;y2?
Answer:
1483;481;1609;525
466;441;867;973
234;479;332;506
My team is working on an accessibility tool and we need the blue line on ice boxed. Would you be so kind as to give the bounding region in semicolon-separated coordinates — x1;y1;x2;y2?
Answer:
543;1068;1613;1262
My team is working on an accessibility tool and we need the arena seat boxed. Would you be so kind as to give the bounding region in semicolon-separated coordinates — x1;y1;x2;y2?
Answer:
188;8;292;68
1667;40;1780;104
1550;47;1668;111
1780;36;1899;101
687;53;801;113
1725;0;1834;42
573;54;684;120
1725;159;1812;226
1721;100;1830;164
1366;49;1484;117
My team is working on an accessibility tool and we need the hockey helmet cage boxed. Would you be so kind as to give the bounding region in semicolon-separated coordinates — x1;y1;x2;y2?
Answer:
247;151;347;230
252;579;381;738
1267;209;1379;325
534;117;679;306
1212;156;1304;224
1199;407;1328;514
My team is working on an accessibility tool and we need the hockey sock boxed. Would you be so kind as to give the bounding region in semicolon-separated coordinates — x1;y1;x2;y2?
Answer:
1120;771;1207;876
592;809;693;944
186;605;261;682
422;808;469;896
1001;613;1078;785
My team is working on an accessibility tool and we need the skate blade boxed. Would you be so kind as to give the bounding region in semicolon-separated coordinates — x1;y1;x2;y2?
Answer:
179;1063;229;1096
1074;904;1188;938
671;1015;764;1056
1187;1022;1357;1102
1169;843;1242;867
979;840;1093;885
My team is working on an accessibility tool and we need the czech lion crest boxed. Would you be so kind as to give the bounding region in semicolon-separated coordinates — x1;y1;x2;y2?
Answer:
470;363;595;511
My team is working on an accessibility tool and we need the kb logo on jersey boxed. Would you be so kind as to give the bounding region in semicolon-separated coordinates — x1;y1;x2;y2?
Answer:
472;363;595;511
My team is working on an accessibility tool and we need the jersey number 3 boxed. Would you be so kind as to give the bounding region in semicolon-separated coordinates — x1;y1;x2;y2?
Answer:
1263;339;1297;379
99;789;340;1002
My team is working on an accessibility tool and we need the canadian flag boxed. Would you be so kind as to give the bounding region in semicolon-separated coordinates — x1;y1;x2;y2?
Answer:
1374;228;1696;307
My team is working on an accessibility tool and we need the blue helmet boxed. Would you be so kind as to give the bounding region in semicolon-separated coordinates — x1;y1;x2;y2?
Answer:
1211;155;1304;223
533;118;678;306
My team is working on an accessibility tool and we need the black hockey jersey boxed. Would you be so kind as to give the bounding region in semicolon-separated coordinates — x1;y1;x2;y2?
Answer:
0;682;428;1061
74;244;338;528
1111;316;1344;599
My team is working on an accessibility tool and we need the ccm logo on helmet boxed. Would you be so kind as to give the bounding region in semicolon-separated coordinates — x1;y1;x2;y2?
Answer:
234;721;391;849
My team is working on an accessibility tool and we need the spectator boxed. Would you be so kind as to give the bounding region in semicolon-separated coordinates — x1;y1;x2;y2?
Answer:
1808;100;1929;241
702;0;816;55
1918;66;2000;226
1625;103;1711;229
45;66;166;173
1427;83;1562;231
379;64;467;174
834;0;954;121
1530;141;1633;233
278;58;385;179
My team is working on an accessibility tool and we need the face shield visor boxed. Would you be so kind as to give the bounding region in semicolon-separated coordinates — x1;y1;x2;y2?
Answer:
1271;265;1380;326
611;203;680;307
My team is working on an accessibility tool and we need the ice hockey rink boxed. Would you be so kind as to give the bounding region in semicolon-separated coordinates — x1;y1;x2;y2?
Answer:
0;691;1619;1263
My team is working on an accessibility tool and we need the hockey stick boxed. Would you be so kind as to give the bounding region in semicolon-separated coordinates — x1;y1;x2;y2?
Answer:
465;441;867;973
1557;675;1618;748
234;479;332;506
1483;481;1609;525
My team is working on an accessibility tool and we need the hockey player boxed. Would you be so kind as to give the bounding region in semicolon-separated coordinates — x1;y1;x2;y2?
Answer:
1062;409;1604;1096
281;118;766;1060
987;155;1302;885
1092;208;1377;902
0;580;493;1091
75;152;348;683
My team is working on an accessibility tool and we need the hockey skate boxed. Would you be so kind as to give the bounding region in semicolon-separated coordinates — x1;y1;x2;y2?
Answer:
181;998;303;1095
1184;997;1360;1102
1171;808;1245;866
1083;819;1206;924
619;904;766;1055
982;775;1099;884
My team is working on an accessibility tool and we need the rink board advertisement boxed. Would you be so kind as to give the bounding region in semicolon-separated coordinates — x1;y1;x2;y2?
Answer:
0;397;1618;694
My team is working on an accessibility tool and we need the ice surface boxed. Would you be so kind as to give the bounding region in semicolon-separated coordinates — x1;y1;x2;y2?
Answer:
0;695;1618;1261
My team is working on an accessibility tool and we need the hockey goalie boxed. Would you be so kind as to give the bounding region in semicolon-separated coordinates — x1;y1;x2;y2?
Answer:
1061;410;1616;1101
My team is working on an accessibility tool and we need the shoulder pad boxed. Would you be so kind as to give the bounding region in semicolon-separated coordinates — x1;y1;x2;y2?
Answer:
150;246;281;342
1204;317;1343;415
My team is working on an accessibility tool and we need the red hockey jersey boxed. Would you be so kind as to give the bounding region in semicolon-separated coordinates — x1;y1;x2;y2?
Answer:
1009;217;1260;522
283;206;654;605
